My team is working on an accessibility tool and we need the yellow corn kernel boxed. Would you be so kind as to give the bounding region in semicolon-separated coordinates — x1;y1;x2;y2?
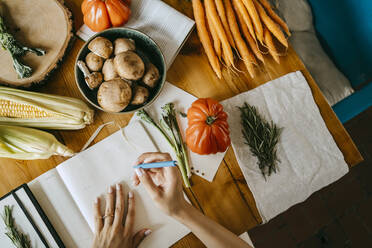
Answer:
0;99;53;118
0;86;94;130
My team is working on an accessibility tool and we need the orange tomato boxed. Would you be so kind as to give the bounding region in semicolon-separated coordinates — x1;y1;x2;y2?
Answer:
82;0;131;32
186;98;231;155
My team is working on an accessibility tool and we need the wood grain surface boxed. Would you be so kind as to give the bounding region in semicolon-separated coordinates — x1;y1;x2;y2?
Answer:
0;0;73;87
0;0;363;247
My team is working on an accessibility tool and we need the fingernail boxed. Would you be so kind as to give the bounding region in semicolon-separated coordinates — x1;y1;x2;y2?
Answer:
108;186;113;193
116;183;120;190
135;168;142;177
94;197;99;204
128;191;133;199
144;229;152;236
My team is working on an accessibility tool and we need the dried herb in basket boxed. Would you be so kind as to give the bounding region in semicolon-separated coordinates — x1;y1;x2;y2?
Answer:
239;102;282;179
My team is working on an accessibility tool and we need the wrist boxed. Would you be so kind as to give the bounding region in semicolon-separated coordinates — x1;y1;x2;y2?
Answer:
169;200;193;219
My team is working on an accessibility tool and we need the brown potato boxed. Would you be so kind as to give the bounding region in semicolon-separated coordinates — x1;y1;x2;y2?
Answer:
114;51;145;80
97;79;132;112
142;63;160;88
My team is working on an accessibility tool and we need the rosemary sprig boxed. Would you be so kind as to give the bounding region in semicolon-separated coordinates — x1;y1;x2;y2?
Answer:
137;103;191;187
239;102;282;179
2;205;32;248
0;4;46;78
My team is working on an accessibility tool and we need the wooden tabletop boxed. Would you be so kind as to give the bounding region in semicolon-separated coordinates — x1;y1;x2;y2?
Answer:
0;0;363;247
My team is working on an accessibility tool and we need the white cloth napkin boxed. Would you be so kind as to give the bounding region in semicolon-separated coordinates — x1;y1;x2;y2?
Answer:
221;71;349;222
131;82;226;182
77;0;195;69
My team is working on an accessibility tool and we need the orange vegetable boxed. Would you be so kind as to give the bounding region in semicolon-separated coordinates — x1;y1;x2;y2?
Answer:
192;0;222;78
82;0;131;32
186;98;231;155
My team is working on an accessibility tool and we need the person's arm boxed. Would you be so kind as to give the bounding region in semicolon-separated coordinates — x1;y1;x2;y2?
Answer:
133;152;252;248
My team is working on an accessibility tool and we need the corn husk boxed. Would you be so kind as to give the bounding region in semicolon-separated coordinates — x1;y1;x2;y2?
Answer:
0;125;74;159
0;86;94;130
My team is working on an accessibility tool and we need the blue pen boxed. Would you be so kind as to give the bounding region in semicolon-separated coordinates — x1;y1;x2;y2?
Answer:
133;160;177;169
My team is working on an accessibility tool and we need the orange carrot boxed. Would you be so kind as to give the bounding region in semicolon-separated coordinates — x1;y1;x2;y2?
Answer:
192;0;222;78
254;0;288;47
205;0;235;67
214;0;236;48
231;0;256;42
224;0;256;77
241;0;263;43
258;0;290;36
264;27;280;63
235;8;264;63
207;15;222;59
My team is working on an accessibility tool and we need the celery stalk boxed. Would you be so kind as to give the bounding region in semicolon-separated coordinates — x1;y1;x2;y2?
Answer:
137;104;191;187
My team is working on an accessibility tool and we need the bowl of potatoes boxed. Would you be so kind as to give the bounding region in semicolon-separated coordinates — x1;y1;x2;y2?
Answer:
75;27;166;113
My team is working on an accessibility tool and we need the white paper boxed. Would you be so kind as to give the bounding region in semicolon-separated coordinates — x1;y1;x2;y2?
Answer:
131;82;226;182
239;232;254;247
56;121;189;248
77;0;195;69
0;194;45;247
15;188;60;248
222;71;349;222
29;169;93;248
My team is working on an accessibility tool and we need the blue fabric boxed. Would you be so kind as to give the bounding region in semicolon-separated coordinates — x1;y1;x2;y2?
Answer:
308;0;372;122
308;0;372;87
333;82;372;123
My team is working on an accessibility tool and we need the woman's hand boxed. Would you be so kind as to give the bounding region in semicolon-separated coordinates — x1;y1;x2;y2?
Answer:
132;152;188;216
91;184;151;248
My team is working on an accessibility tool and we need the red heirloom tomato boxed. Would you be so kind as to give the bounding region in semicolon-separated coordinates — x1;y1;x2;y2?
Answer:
82;0;131;32
186;98;231;155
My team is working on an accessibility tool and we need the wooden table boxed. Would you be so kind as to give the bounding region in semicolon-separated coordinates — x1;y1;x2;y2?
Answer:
0;0;363;247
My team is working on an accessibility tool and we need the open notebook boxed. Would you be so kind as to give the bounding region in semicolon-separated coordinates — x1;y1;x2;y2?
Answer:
77;0;195;69
28;121;189;248
0;185;64;247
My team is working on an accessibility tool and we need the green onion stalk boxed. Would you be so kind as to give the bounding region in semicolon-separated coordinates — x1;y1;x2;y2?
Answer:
137;103;191;187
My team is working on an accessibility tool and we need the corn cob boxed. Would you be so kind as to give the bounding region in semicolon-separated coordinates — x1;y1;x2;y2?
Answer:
0;125;74;160
0;86;94;130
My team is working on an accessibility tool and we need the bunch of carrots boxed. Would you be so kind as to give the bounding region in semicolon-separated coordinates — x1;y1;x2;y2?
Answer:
191;0;290;78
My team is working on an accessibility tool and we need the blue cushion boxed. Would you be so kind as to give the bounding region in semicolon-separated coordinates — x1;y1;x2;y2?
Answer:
307;0;372;87
332;82;372;123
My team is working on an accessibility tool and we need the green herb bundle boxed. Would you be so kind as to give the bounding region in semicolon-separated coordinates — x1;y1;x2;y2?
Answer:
0;3;46;78
239;102;282;179
2;205;31;248
137;103;191;187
